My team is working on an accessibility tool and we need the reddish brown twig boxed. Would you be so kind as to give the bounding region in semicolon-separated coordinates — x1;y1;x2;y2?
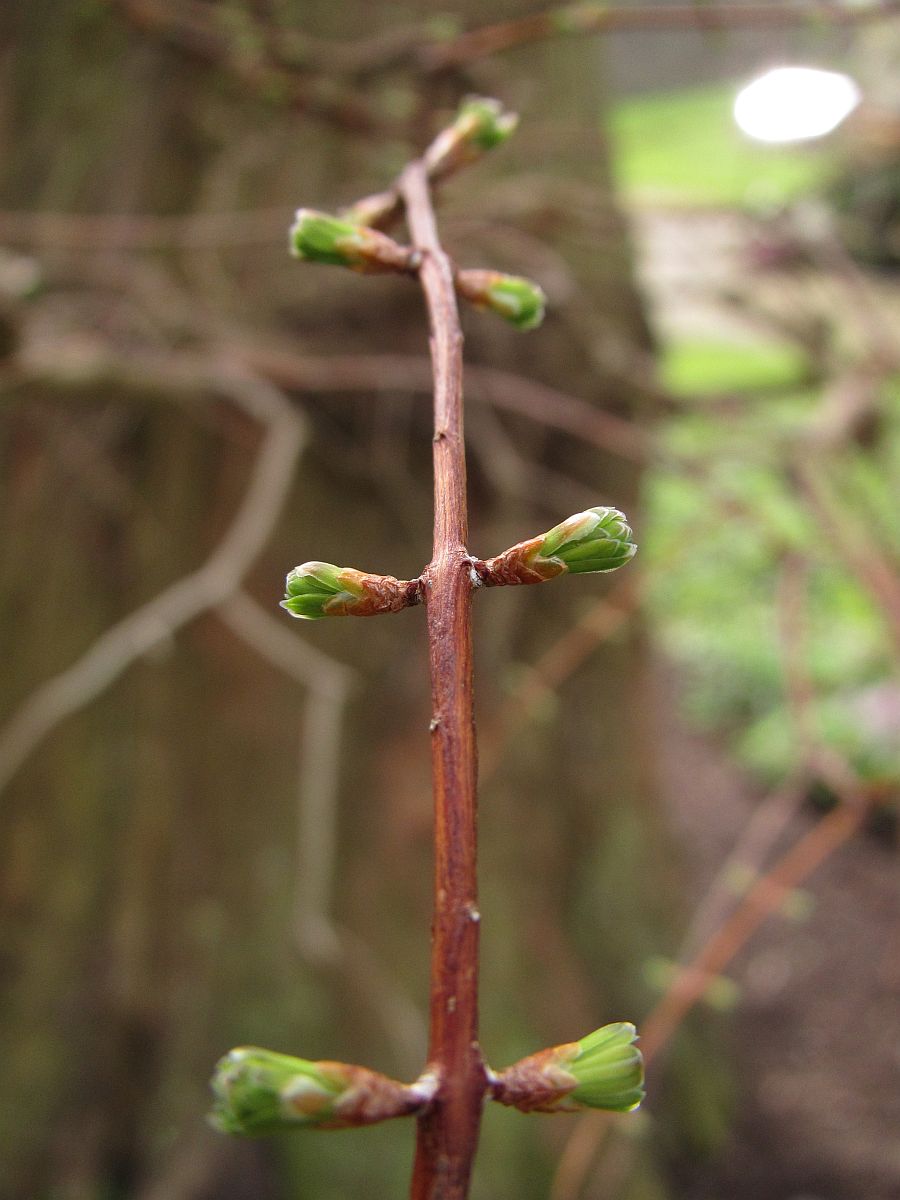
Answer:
792;459;900;661
638;794;868;1063
550;788;870;1200
480;579;637;784
400;162;488;1200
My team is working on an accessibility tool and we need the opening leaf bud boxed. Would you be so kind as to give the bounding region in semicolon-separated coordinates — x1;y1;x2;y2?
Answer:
477;507;636;587
424;96;519;180
491;1021;644;1115
282;562;422;619
456;269;546;331
537;506;636;574
290;209;417;274
455;96;519;152
210;1047;426;1135
567;1022;645;1113
281;561;363;620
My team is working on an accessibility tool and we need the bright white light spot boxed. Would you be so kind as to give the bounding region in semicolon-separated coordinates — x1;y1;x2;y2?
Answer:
734;67;861;144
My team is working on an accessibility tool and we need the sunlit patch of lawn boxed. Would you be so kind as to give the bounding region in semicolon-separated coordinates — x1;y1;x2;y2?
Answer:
609;83;836;206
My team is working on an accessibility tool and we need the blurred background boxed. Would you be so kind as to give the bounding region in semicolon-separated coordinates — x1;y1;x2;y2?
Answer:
1;2;898;1198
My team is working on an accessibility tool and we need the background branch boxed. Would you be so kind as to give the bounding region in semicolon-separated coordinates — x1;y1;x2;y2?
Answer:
0;359;305;794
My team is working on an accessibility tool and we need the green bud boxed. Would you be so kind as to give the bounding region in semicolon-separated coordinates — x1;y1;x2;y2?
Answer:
567;1022;645;1113
290;209;416;274
282;562;422;619
485;274;545;331
425;97;519;181
210;1047;347;1134
537;506;636;574
281;562;363;621
210;1047;428;1135
477;507;636;588
455;96;519;152
456;269;546;331
290;210;364;267
491;1021;644;1115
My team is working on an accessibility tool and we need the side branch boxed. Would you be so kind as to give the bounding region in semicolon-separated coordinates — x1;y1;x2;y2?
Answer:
0;359;305;796
425;2;900;71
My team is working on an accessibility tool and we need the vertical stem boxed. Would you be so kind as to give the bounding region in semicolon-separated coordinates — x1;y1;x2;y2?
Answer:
400;161;487;1199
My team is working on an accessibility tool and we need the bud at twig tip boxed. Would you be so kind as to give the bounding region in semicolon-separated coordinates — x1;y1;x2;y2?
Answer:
455;96;519;151
290;209;417;274
456;269;546;331
282;562;422;619
491;1021;644;1115
537;506;636;574
210;1046;426;1135
425;96;519;181
476;506;636;587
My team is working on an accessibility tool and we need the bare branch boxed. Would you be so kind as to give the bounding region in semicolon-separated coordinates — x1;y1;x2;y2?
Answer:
0;206;290;251
0;359;306;795
237;344;654;463
425;2;900;72
217;591;427;1074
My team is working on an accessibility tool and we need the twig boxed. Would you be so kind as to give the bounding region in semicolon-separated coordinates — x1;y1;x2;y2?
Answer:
550;552;873;1199
424;2;900;72
113;0;384;133
0;359;305;795
480;578;637;784
215;590;355;954
676;775;807;960
112;0;900;90
237;344;654;463
0;207;290;250
400;160;487;1200
639;793;868;1064
792;459;900;661
550;787;869;1200
217;592;427;1074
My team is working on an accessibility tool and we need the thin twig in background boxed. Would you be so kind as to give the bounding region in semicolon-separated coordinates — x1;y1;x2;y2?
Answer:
215;590;355;961
113;0;385;133
425;3;900;72
793;459;900;662
548;558;878;1199
111;0;900;92
550;787;870;1200
549;572;877;1200
674;776;807;960
217;592;427;1074
639;791;868;1064
480;579;637;784
237;344;654;463
0;207;291;250
0;359;305;795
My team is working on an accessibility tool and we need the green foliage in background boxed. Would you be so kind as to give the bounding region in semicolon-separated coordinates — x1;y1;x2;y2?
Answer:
608;78;898;794
644;341;900;784
609;83;835;206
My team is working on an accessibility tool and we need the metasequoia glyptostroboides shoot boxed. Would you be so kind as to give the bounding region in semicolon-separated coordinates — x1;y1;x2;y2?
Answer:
210;96;643;1200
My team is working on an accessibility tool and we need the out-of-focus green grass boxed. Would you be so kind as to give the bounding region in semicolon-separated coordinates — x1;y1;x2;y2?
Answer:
606;81;898;787
660;337;811;396
609;82;835;206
